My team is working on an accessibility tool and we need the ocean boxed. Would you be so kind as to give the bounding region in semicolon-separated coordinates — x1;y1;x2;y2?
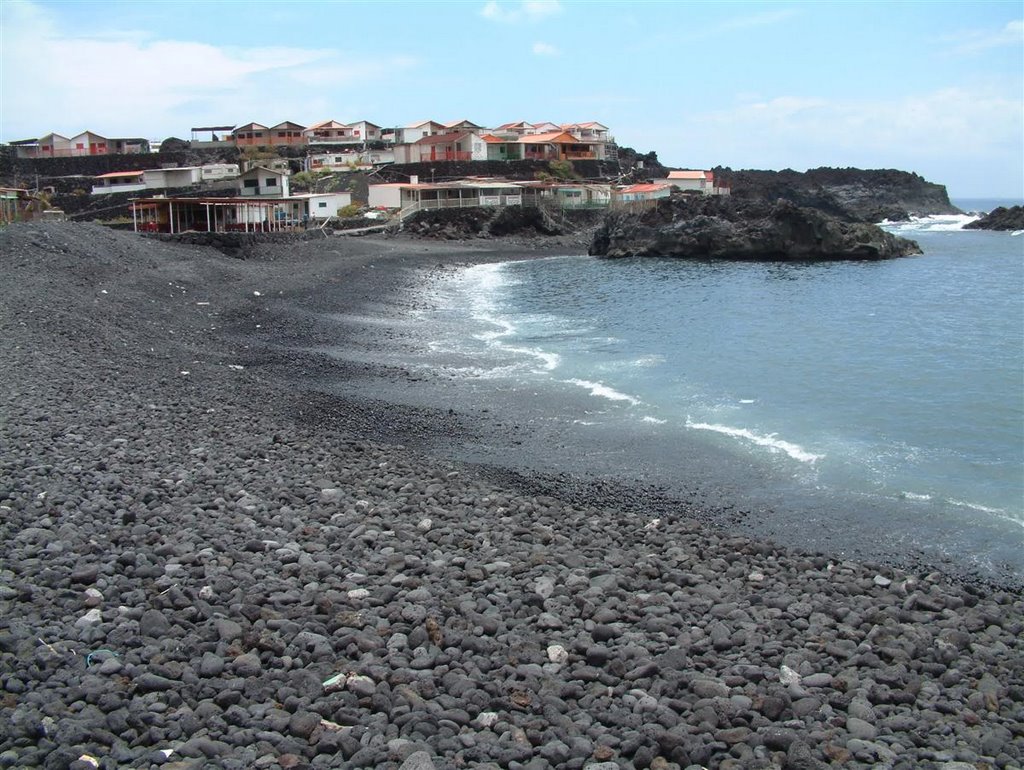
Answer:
335;199;1024;583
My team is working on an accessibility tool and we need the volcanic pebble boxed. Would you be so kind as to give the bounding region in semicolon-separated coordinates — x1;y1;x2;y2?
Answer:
0;223;1021;769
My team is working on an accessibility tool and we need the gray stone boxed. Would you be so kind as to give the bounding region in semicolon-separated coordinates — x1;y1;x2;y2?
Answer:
846;716;877;740
691;678;729;699
398;751;437;770
231;653;262;677
139;609;171;637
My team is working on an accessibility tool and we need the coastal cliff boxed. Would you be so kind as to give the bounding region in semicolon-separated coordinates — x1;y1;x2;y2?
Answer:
589;196;922;260
712;167;960;223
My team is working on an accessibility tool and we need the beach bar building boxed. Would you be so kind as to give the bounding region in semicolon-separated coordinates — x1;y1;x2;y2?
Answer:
130;191;352;233
368;178;534;217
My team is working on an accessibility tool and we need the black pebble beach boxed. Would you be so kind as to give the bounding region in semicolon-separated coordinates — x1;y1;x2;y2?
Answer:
1;223;1021;770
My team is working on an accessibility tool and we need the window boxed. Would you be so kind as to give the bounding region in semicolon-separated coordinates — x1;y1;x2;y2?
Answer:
244;178;258;188
318;201;327;208
278;132;286;138
264;178;277;187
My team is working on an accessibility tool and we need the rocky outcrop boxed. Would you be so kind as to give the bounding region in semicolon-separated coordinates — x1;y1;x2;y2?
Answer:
963;205;1024;231
712;167;960;223
589;196;921;260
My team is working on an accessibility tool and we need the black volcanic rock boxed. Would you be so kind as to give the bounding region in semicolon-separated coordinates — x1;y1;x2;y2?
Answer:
963;205;1024;231
589;195;921;260
712;167;960;223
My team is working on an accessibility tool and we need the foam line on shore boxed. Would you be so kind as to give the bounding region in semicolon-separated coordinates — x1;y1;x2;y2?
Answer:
686;418;824;464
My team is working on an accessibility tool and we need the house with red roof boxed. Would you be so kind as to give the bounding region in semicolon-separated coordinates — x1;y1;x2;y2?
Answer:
611;182;672;208
232;123;270;147
659;170;731;196
269;121;306;146
392;131;488;164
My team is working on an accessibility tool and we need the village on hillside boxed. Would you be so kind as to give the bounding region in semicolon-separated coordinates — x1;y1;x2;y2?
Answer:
1;119;729;232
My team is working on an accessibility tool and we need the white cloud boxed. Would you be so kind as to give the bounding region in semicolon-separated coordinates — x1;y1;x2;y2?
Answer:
655;87;1023;195
943;19;1024;56
532;41;559;56
716;7;799;32
481;0;562;24
0;0;416;139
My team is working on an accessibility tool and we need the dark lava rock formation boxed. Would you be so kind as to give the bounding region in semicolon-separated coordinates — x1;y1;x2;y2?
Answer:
963;205;1024;231
590;196;922;260
712;167;960;223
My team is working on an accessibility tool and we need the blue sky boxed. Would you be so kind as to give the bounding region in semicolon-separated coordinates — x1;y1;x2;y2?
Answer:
2;0;1021;197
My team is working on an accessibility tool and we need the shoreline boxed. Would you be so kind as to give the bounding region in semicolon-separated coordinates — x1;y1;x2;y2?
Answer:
258;233;1021;590
1;223;1021;770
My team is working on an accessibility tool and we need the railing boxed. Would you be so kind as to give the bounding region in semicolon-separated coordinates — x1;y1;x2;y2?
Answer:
417;151;472;162
307;136;361;144
609;198;664;212
396;192;525;222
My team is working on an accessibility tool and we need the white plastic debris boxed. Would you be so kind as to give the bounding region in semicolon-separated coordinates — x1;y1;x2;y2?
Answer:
780;665;802;686
546;644;569;665
77;756;99;769
253;291;261;296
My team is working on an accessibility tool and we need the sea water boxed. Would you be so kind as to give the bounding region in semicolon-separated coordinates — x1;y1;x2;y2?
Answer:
338;201;1024;581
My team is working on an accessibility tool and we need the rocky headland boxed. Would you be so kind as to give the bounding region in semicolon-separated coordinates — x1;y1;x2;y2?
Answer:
963;205;1024;231
710;168;961;224
0;223;1021;770
589;196;921;260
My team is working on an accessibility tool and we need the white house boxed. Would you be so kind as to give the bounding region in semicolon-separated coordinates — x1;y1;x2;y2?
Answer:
386;120;445;145
289;192;354;220
307;149;394;171
611;183;672;207
368;178;528;214
238;166;290;197
92;171;147;194
201;163;240;181
144;167;202;189
93;166;208;195
660;170;731;196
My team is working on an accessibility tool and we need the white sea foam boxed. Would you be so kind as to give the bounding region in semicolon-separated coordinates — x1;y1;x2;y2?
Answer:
686;419;823;463
900;491;933;502
739;398;756;404
564;379;642;406
633;354;666;368
880;214;981;233
947;500;1024;529
1012;230;1024;237
641;416;667;424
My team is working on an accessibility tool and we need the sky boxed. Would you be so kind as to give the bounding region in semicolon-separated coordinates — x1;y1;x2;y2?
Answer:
1;0;1021;198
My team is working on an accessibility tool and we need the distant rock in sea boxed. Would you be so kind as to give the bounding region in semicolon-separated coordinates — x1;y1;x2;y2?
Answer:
589;196;922;260
963;205;1024;231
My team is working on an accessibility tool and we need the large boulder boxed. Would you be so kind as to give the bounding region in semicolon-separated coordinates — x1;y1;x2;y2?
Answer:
589;196;921;260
